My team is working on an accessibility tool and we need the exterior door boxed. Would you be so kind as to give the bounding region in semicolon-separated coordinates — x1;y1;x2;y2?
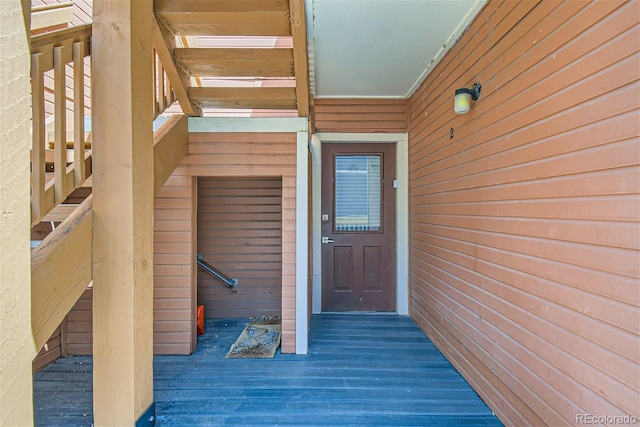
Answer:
321;143;396;312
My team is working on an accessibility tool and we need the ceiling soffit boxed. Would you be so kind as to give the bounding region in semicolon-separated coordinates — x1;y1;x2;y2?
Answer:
305;0;487;99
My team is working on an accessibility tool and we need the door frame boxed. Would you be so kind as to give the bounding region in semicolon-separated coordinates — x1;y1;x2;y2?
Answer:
310;133;409;315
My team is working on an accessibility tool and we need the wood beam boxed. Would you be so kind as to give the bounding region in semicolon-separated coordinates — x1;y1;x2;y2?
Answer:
40;203;78;222
31;53;47;224
30;24;91;70
155;0;290;13
189;86;297;110
156;13;291;37
153;18;202;117
175;47;294;78
73;41;87;186
92;0;156;424
155;0;292;36
153;114;188;194
53;45;72;203
290;0;310;117
31;195;92;352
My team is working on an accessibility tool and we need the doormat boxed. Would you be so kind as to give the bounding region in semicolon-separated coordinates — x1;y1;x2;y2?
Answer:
225;318;281;359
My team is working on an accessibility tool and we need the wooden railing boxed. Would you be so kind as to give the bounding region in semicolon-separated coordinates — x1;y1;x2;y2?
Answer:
30;24;92;227
30;24;180;226
28;23;187;354
153;47;178;120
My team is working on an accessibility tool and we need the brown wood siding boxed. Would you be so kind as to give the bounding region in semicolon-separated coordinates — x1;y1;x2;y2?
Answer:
154;171;197;354
32;325;63;372
197;177;282;318
65;288;92;355
407;1;639;426
313;99;407;133
184;132;298;353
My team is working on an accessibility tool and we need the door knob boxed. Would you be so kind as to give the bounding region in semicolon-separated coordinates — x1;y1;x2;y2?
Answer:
322;237;335;244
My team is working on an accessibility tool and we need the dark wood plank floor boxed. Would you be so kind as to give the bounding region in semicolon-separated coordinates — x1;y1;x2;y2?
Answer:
34;314;503;426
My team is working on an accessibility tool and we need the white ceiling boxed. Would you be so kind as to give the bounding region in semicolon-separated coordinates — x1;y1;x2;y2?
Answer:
305;0;486;99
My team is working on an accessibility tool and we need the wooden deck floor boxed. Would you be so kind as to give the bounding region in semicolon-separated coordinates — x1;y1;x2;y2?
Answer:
34;313;503;426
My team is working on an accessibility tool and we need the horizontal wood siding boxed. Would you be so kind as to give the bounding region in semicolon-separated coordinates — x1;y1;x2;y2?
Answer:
314;99;407;133
32;325;63;372
65;288;92;355
186;132;298;353
154;171;197;354
197;177;282;318
407;1;639;426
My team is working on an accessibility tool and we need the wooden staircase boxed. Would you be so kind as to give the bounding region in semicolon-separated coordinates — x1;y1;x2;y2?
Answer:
153;0;310;115
30;0;310;362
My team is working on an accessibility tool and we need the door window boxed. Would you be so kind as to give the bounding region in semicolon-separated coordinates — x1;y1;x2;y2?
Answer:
334;154;382;232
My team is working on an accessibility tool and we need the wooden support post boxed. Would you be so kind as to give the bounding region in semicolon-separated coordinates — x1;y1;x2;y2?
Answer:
31;53;46;224
92;0;155;424
73;41;86;186
53;45;71;203
153;50;159;118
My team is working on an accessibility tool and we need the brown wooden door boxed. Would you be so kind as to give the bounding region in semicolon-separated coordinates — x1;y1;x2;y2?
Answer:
321;143;396;312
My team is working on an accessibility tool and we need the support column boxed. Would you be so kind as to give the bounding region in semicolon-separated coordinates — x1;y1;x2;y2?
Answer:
0;1;36;425
92;0;155;425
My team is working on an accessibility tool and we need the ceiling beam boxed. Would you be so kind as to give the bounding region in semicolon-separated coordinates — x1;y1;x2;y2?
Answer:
289;0;310;117
152;19;202;116
175;47;294;77
189;87;297;110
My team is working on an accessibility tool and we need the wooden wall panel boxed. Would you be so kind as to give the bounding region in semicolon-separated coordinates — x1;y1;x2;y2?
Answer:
154;171;197;354
197;177;282;318
65;288;92;355
313;99;407;133
407;1;639;426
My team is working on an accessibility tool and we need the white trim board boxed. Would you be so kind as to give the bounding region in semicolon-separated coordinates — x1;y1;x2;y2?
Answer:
295;131;309;354
310;133;409;315
188;117;308;133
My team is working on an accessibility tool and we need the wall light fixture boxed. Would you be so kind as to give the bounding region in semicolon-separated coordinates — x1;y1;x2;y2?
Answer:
454;82;482;114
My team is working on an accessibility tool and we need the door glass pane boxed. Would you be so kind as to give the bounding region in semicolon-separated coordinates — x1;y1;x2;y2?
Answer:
334;155;381;232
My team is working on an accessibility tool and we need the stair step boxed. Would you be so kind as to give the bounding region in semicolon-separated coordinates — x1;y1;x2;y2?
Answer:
155;0;292;37
175;47;294;78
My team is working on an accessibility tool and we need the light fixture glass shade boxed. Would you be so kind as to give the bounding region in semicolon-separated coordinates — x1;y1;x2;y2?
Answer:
454;89;471;114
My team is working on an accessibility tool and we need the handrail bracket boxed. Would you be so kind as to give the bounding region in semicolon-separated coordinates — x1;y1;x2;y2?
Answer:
196;254;238;288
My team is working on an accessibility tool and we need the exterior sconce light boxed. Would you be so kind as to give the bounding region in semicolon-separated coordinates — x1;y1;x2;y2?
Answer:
454;82;481;114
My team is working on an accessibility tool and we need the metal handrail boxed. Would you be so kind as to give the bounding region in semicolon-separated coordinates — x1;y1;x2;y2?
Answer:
196;254;238;288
